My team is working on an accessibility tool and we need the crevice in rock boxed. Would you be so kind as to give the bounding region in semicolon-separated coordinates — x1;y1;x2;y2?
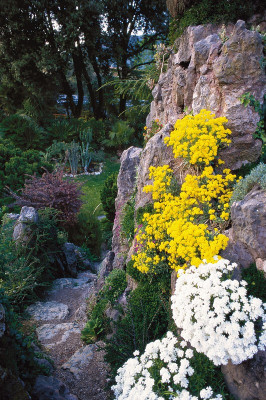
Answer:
179;59;190;69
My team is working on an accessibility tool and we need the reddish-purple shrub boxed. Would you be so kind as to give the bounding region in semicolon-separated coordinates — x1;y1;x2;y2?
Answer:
9;170;83;226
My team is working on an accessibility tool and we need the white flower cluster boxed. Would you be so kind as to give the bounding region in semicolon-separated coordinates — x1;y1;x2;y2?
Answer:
171;258;266;366
112;332;222;400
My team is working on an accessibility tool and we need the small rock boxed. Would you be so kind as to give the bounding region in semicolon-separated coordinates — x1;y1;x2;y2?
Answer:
33;375;78;400
27;301;69;321
61;344;96;378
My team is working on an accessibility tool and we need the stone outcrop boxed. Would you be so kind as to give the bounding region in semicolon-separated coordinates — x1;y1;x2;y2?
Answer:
222;350;266;400
13;206;38;242
112;146;142;269
231;190;266;274
147;20;265;170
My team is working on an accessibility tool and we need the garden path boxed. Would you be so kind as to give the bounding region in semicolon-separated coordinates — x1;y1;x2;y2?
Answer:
27;269;110;400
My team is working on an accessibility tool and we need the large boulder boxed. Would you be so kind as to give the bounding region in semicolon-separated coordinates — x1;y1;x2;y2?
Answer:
222;351;266;400
112;147;142;269
147;20;265;170
231;190;266;274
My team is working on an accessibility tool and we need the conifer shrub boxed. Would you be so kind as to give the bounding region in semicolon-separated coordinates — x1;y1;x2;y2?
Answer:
0;139;52;206
0;114;45;150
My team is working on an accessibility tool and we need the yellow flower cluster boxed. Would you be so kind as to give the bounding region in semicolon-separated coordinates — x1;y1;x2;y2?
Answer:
132;165;236;273
165;109;231;166
132;110;238;275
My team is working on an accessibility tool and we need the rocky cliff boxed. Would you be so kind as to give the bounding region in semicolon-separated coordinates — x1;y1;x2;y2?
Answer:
147;20;265;170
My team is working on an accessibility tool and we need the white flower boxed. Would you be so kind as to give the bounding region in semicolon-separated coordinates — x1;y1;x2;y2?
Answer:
171;258;265;366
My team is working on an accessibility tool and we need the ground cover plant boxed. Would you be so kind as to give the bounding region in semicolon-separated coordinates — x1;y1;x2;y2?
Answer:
132;110;237;274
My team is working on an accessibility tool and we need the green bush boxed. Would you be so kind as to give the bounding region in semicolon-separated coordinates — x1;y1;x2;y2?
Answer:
81;269;127;344
105;280;171;377
68;210;102;256
100;269;127;305
45;118;91;144
104;120;134;150
189;351;233;399
0;208;67;308
0;139;52;206
100;172;118;222
0;290;48;394
241;264;266;302
230;163;266;204
169;0;263;44
0;114;45;150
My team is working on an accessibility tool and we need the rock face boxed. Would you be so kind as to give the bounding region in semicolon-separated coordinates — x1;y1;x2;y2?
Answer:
147;20;265;170
112;146;142;269
222;351;266;400
231;190;266;274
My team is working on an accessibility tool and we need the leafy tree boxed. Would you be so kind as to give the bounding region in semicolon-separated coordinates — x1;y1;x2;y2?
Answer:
0;0;169;118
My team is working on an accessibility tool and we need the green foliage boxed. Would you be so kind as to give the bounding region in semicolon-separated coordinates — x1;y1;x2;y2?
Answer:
45;118;91;144
42;141;67;165
104;120;134;150
126;259;145;283
136;203;154;225
230;163;266;204
240;93;266;152
100;269;127;305
80;117;109;148
81;269;127;344
189;351;233;399
0;208;67;309
105;279;171;377
121;198;135;243
0;290;48;391
68;210;102;257
169;0;261;44
241;264;266;302
80;129;93;173
81;315;106;344
100;172;118;222
0;114;45;150
0;138;52;206
66;140;80;175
